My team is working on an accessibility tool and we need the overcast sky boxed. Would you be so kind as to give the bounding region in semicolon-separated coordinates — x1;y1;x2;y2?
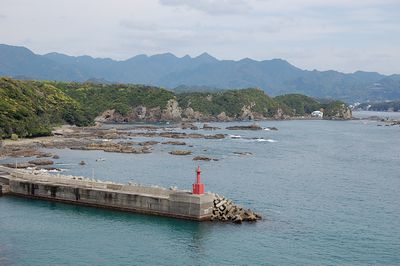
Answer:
1;0;399;74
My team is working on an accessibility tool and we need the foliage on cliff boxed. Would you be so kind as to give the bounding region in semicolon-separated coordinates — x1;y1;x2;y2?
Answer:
275;94;351;119
177;88;284;117
275;94;321;116
0;77;90;138
0;77;353;138
54;82;175;118
321;100;352;119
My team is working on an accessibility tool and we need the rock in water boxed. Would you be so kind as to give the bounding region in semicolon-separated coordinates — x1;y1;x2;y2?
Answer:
226;124;262;130
28;159;54;165
169;150;192;156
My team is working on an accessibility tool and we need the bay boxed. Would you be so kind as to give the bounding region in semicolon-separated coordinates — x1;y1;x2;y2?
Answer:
1;119;399;265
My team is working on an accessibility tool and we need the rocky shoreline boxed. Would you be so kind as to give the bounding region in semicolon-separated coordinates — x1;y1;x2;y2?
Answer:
0;122;274;165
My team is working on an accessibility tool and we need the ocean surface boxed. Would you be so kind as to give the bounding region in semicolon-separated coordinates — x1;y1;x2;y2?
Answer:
1;118;399;265
353;110;400;120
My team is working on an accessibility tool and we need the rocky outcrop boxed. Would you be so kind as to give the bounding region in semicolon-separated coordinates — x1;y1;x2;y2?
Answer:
226;124;262;130
162;99;182;121
181;122;198;130
83;142;152;154
240;103;255;120
28;159;54;165
323;103;352;120
3;162;36;168
162;141;186;145
202;124;220;130
183;107;203;121
211;195;261;223
192;156;218;161
216;112;230;121
169;150;192;155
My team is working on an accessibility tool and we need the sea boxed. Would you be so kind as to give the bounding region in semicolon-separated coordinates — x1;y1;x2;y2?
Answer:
0;112;399;265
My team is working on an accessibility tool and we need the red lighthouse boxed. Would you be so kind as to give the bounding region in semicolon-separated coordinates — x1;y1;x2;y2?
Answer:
192;166;205;195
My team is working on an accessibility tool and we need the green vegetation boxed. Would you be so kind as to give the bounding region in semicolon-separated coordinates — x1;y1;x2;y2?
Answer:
0;77;90;138
178;88;285;117
275;94;321;116
322;101;347;117
275;94;350;118
53;82;175;119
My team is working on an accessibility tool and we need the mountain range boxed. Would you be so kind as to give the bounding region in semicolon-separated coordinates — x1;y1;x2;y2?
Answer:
1;44;399;102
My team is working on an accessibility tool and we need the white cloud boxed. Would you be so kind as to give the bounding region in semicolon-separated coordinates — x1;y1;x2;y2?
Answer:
159;0;251;15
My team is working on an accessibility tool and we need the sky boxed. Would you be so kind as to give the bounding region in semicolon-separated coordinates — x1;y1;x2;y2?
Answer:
1;0;399;75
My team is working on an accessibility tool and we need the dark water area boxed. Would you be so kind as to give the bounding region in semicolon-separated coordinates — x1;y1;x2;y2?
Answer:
1;120;399;265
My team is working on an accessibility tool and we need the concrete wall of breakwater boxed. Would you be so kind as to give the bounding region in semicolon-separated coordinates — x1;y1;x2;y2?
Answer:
0;167;214;221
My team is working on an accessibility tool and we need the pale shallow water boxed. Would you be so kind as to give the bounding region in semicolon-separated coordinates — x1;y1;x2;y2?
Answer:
1;120;399;265
353;110;400;120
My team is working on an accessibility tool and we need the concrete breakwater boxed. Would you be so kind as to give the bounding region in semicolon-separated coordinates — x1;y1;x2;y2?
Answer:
0;166;261;223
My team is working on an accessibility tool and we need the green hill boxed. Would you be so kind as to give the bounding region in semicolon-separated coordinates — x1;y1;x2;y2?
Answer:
53;82;175;119
0;78;352;139
178;88;285;118
275;94;321;116
0;77;89;138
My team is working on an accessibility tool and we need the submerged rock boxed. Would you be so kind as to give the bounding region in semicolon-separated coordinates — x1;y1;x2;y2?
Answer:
226;124;262;130
169;150;192;156
193;156;212;161
202;124;220;130
3;162;36;169
162;141;186;145
28;159;54;165
233;151;253;156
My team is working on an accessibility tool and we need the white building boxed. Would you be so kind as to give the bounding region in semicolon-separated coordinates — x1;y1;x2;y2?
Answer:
311;110;323;118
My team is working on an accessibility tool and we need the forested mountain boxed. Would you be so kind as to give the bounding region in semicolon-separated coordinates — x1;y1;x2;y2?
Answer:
1;44;399;102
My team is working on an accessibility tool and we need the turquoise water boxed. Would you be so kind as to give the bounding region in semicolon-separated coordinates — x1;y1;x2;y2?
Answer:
1;120;399;265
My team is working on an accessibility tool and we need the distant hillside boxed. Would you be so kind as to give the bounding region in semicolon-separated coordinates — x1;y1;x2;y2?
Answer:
1;44;399;102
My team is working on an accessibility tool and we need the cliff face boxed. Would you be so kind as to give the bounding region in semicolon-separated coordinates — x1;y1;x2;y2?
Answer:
323;102;353;120
95;99;283;123
92;88;289;123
